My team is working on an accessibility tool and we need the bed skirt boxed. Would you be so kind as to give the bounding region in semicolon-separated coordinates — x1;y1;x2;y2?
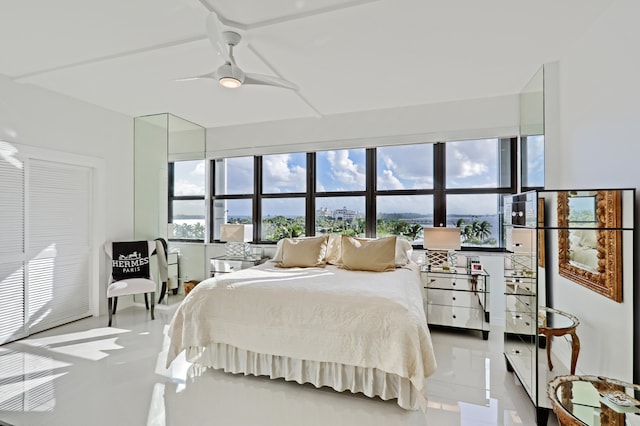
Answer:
185;342;428;411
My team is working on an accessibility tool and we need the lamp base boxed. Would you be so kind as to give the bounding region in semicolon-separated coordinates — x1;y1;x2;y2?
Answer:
427;249;457;268
225;242;251;258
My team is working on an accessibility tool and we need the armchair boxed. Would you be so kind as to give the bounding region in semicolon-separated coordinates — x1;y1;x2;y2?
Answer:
104;240;167;326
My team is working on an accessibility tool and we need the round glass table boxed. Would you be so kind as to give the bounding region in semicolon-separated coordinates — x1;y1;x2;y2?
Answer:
539;306;581;374
548;375;640;425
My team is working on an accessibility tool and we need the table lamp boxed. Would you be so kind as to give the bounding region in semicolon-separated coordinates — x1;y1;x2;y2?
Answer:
423;227;461;268
220;224;253;258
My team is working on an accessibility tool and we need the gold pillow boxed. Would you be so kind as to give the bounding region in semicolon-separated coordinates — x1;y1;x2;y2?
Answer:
340;235;396;272
278;235;328;268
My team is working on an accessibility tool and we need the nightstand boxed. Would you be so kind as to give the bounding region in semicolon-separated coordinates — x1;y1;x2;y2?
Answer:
421;266;490;340
210;256;269;277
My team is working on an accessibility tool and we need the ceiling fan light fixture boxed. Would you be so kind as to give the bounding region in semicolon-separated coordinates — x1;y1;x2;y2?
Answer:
219;77;242;88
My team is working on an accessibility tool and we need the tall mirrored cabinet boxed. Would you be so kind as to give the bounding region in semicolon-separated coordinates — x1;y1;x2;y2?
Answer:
503;189;635;425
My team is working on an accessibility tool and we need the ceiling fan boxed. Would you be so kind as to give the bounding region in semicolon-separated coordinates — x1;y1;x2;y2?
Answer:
181;12;298;91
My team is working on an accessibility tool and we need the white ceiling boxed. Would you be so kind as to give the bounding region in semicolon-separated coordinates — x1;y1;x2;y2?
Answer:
0;0;613;129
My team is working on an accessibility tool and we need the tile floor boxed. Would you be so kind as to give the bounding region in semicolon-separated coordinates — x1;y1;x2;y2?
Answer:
0;303;561;426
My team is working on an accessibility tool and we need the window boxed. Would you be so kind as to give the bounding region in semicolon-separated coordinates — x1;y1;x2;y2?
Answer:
522;135;544;189
182;136;527;250
260;153;307;241
314;149;367;237
442;139;513;248
375;144;434;244
212;157;254;241
169;160;205;240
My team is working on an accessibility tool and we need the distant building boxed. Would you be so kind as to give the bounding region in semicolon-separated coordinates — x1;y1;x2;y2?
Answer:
334;206;357;221
316;207;332;217
317;206;359;221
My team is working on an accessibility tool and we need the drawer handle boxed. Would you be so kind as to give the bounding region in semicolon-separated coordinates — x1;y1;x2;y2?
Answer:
452;315;456;319
515;314;522;319
452;297;456;301
452;282;456;286
512;349;520;355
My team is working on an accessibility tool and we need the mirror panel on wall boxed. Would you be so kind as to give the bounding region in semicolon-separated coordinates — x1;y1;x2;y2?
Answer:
134;113;205;240
134;114;169;241
134;113;208;290
520;66;544;189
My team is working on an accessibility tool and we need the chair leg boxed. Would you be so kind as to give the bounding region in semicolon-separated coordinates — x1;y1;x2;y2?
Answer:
150;292;155;320
144;293;149;310
158;281;167;304
112;297;118;315
108;297;113;327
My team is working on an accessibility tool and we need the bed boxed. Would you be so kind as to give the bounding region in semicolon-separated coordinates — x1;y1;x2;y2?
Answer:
165;235;437;410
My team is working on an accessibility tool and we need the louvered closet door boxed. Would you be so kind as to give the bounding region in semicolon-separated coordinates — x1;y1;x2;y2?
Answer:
27;160;92;334
0;155;27;343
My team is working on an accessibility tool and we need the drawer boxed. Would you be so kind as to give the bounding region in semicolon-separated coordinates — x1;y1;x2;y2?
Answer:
423;274;480;292
505;294;535;314
211;259;246;273
426;289;478;308
505;277;535;294
504;308;536;335
427;305;484;330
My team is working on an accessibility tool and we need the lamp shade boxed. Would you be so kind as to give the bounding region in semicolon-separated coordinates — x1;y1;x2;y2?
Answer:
508;228;535;254
220;224;253;242
423;227;461;250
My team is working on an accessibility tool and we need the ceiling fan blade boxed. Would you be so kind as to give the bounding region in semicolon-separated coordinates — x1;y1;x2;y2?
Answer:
243;73;298;90
206;11;230;62
175;71;217;82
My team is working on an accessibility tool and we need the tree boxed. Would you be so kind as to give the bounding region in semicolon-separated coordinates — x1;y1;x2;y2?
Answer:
456;218;494;246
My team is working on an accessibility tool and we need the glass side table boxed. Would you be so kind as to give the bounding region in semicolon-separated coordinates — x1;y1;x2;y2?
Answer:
548;375;640;425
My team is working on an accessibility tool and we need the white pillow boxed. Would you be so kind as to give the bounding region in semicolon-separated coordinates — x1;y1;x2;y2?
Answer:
271;236;329;264
394;238;413;266
277;236;329;268
325;234;343;265
340;235;396;272
272;234;414;266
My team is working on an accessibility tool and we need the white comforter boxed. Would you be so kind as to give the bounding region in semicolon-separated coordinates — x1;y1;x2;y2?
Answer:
166;262;437;396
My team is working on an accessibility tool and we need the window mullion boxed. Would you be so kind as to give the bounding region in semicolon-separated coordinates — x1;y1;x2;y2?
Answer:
366;148;376;237
433;142;446;226
254;156;262;242
307;152;315;236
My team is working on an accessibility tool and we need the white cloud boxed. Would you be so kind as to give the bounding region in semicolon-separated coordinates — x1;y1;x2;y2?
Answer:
377;146;433;189
263;154;306;192
377;169;404;190
326;150;365;190
192;161;205;176
175;180;204;195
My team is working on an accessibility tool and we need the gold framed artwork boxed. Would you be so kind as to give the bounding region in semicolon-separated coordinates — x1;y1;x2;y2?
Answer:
538;197;545;268
557;190;622;302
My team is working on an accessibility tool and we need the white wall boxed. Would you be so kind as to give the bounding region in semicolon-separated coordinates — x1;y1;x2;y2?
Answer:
0;76;134;315
545;0;640;381
206;94;518;157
